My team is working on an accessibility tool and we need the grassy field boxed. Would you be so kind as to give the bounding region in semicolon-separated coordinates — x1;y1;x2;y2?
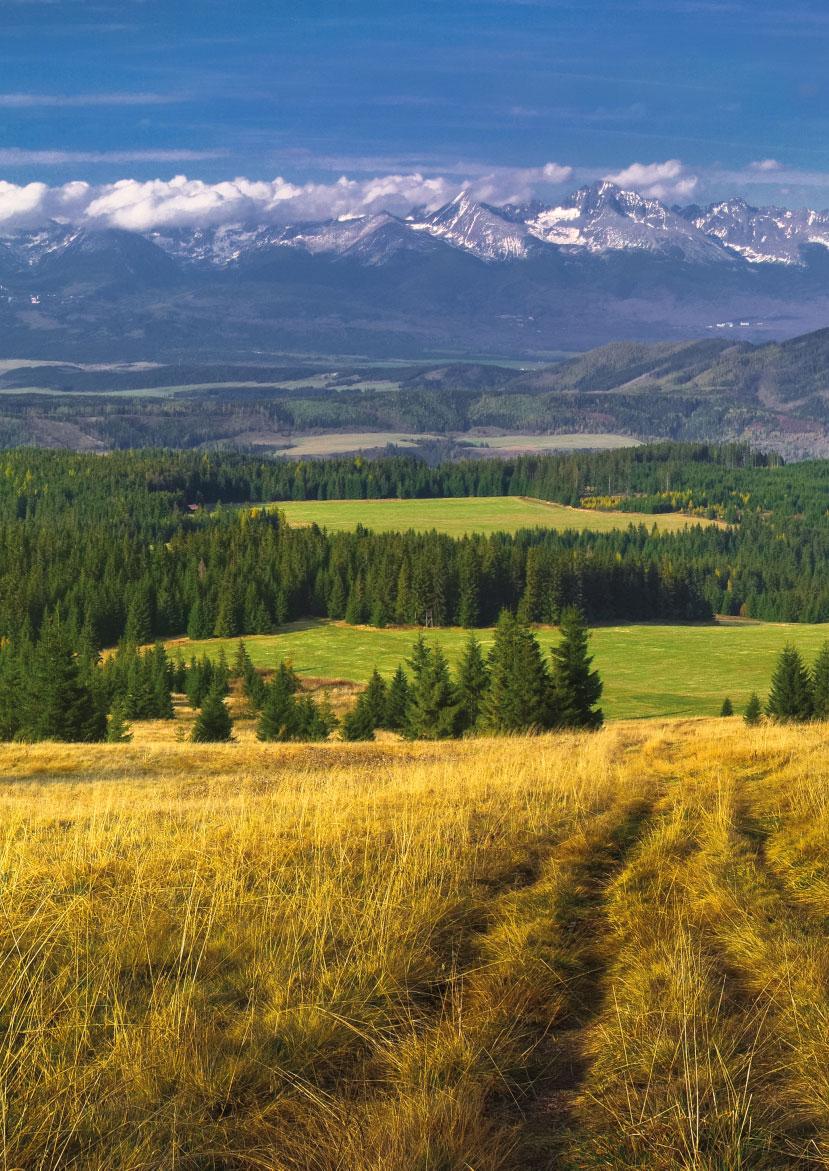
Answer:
172;616;829;720
2;719;829;1167
273;495;708;536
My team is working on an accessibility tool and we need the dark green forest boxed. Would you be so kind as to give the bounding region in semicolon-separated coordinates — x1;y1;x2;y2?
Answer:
1;443;829;653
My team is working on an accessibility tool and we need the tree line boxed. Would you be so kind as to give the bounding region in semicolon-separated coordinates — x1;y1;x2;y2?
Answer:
0;609;602;744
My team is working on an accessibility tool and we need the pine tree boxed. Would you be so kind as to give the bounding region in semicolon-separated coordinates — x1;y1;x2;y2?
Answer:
384;665;411;732
214;576;241;638
293;693;336;741
720;697;734;717
256;663;300;741
124;589;152;646
150;643;175;718
363;669;388;728
549;608;603;730
455;633;489;733
744;692;762;726
813;642;829;719
232;639;252;679
191;685;233;742
482;611;551;734
406;642;457;740
766;645;814;722
187;597;211;640
106;699;132;743
341;693;377;741
327;576;347;620
22;616;106;742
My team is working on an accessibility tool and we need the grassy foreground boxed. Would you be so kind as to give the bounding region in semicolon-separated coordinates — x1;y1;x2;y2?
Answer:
272;495;710;536
173;617;829;719
2;720;829;1167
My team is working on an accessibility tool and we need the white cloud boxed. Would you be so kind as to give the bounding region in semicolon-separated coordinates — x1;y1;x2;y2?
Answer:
0;92;183;108
0;163;575;231
0;148;227;166
603;159;699;200
749;158;783;172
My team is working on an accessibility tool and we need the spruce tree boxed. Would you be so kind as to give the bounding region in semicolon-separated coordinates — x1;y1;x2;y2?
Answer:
744;692;762;726
256;663;300;741
341;692;377;741
232;639;252;679
124;589;152;646
455;633;489;733
813;642;829;719
549;608;603;730
22;616;106;742
106;700;132;743
720;697;734;717
405;642;457;739
482;611;551;734
766;645;814;723
384;665;411;732
191;685;233;742
362;669;388;728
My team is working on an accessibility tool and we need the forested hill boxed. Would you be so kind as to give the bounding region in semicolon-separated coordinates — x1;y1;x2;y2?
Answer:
3;443;829;649
4;326;829;457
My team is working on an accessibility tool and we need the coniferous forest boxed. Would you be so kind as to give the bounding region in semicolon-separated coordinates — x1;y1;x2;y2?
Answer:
3;443;829;660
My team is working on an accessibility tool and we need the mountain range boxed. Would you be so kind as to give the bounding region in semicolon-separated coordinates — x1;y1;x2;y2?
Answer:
3;181;829;360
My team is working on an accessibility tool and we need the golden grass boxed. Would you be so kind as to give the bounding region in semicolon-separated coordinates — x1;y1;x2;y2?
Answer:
2;720;829;1167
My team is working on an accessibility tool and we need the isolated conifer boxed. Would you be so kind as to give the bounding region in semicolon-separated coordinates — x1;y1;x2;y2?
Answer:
720;697;734;717
106;700;132;743
766;645;813;722
191;685;233;742
549;608;603;730
812;642;829;719
744;692;763;726
455;633;489;733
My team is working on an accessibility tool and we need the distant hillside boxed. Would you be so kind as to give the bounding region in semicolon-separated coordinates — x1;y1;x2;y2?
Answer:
4;327;829;456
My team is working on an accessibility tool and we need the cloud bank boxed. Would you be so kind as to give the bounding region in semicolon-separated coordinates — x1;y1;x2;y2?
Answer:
0;165;573;231
0;159;824;233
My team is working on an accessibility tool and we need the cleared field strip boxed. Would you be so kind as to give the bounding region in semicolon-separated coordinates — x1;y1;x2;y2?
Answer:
273;495;712;536
172;616;829;721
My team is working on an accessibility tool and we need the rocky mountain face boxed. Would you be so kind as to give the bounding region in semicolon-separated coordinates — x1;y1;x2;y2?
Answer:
2;181;829;360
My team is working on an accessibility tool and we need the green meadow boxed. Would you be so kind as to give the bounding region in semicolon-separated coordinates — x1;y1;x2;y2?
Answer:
272;495;710;536
170;617;829;721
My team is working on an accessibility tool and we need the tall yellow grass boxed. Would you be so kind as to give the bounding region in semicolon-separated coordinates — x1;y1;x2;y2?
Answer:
0;720;828;1168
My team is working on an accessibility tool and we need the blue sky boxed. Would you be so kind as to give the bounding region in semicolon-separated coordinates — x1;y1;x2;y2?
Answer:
2;0;829;223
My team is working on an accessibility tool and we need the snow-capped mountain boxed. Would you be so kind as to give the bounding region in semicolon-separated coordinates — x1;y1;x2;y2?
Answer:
408;192;534;260
4;181;829;273
525;181;732;263
3;180;829;362
684;198;829;265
